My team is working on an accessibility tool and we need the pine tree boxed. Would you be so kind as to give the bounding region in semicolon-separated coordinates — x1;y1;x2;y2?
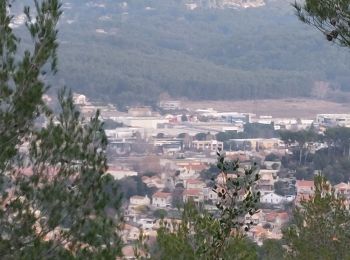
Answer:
293;0;350;47
0;1;123;258
283;175;350;259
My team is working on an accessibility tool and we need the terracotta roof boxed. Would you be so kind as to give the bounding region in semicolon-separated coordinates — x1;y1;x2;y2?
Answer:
296;180;314;187
152;192;172;199
183;188;203;196
265;212;278;222
181;165;207;173
186;179;204;184
251;225;266;236
265;211;289;223
226;154;250;162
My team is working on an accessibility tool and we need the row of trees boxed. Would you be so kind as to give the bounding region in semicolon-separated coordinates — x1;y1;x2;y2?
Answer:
279;127;350;183
56;0;350;108
280;127;350;164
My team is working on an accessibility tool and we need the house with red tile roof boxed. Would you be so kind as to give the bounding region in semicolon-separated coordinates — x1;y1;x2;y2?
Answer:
152;192;172;208
295;180;314;194
295;180;315;206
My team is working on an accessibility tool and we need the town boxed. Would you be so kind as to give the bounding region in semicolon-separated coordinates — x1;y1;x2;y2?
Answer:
68;93;350;257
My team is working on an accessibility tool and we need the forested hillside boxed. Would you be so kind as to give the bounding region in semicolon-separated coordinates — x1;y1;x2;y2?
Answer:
12;0;350;108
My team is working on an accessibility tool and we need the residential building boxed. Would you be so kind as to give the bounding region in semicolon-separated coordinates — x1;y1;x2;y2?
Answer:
316;114;350;127
229;138;284;151
159;100;181;110
118;117;169;129
73;93;88;105
295;180;314;194
105;128;142;140
107;167;138;180
130;195;151;206
192;140;223;151
152;192;172;208
260;193;284;205
295;180;315;205
203;187;218;202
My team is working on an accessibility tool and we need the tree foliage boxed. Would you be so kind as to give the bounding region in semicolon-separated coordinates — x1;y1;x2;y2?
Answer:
283;175;350;259
0;1;123;258
293;0;350;47
258;239;285;260
280;127;350;183
45;0;350;108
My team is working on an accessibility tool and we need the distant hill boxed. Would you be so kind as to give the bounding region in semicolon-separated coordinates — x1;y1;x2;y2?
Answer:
11;0;350;108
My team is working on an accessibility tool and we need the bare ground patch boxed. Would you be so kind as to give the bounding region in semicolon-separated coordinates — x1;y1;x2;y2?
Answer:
183;99;350;119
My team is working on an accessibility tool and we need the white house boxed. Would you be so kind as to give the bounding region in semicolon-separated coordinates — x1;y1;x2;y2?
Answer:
107;167;138;180
152;192;172;208
73;93;88;105
130;195;150;206
260;193;285;205
192;140;224;152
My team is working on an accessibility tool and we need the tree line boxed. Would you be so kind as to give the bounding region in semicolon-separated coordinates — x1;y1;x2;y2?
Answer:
54;0;350;108
279;127;350;184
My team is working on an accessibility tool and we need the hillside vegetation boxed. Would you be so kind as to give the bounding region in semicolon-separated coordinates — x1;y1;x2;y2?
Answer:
15;0;350;108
